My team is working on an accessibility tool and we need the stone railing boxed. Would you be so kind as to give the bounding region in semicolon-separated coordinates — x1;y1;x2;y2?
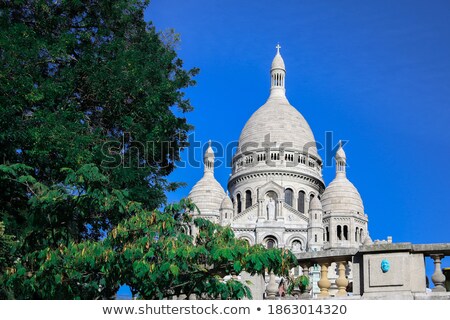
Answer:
265;243;450;300
410;244;450;295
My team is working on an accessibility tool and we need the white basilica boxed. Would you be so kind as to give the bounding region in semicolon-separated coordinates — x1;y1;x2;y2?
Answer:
188;46;372;253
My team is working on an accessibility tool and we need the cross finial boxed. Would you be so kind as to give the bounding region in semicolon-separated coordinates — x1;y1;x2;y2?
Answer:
276;43;281;54
208;140;212;148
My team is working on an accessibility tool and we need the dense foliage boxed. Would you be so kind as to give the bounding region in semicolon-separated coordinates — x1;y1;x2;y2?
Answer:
3;199;297;299
0;0;197;255
0;222;14;272
0;0;297;299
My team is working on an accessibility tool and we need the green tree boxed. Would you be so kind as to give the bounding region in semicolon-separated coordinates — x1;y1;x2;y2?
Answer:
0;222;14;271
3;200;297;299
0;0;197;252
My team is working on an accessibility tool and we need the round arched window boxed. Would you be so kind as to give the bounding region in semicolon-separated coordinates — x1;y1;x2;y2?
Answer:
266;239;276;249
285;188;293;206
291;240;302;252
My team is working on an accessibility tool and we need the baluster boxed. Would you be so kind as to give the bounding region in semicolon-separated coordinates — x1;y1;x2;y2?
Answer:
318;263;331;297
266;271;278;299
431;254;446;292
335;261;349;296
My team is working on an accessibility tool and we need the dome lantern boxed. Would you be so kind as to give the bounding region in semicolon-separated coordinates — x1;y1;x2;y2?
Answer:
335;141;347;176
270;44;286;98
204;140;215;175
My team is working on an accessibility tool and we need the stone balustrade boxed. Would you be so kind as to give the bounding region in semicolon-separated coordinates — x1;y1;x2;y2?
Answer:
264;243;450;300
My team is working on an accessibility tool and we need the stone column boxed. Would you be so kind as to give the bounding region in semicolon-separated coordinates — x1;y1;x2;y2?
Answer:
349;220;355;246
266;272;278;299
318;263;331;297
258;199;266;220
277;200;284;221
431;254;446;292
335;261;349;297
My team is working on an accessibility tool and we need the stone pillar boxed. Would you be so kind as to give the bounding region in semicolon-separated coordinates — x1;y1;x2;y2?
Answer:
431;254;446;292
349;220;355;246
305;197;310;215
335;261;349;297
318;263;331;297
277;200;284;221
258;199;266;220
266;272;278;299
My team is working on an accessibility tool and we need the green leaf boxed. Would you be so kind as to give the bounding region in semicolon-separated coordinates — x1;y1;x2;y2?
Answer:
169;264;179;277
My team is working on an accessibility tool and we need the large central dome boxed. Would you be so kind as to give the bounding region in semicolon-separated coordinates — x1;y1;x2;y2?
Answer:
238;96;319;159
229;46;324;194
236;46;320;160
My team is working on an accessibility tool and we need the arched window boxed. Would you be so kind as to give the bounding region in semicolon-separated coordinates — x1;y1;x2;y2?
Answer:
314;234;317;242
337;225;342;240
298;191;305;213
326;227;330;242
266;239;276;249
355;227;359;242
343;225;348;240
310;194;315;202
291;240;302;252
245;190;252;209
360;229;364;243
285;188;293;206
236;194;242;214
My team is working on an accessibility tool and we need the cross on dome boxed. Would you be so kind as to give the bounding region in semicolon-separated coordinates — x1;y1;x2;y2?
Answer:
276;43;281;54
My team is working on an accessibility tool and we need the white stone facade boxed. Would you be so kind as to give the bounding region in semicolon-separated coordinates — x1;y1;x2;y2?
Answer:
188;46;371;253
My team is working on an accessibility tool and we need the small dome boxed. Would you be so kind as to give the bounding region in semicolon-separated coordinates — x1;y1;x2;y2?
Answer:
188;174;226;215
336;142;346;161
188;140;225;216
221;193;233;210
309;196;322;210
321;175;364;214
271;53;285;71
